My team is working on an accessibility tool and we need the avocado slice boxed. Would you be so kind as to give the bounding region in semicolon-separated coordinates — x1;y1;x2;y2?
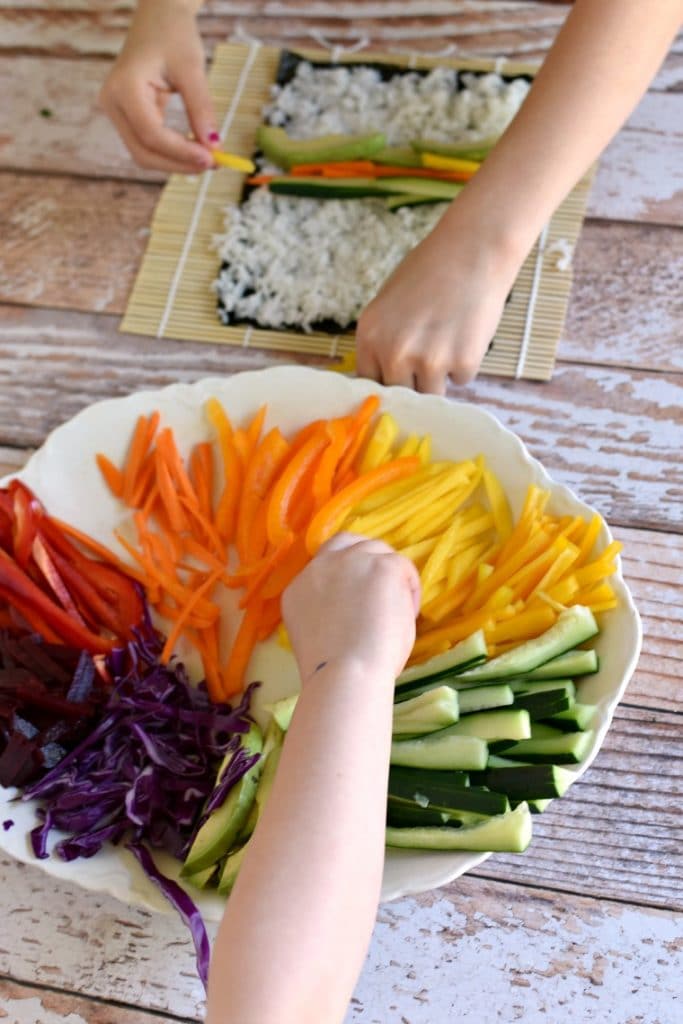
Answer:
182;723;263;876
257;125;386;170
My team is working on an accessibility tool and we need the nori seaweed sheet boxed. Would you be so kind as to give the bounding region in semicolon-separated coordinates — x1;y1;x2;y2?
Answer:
216;50;526;335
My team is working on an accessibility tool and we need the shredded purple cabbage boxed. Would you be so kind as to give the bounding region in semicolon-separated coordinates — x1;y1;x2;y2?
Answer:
22;627;259;989
128;840;212;988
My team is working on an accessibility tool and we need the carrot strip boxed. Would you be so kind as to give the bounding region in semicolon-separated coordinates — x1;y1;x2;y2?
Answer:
96;454;125;498
50;517;148;584
129;453;157;509
160;567;223;663
223;601;263;697
154;449;189;533
122;412;159;504
239;538;294;608
215;439;242;545
261;536;311;600
306;456;421;554
190;443;215;520
256;597;282;643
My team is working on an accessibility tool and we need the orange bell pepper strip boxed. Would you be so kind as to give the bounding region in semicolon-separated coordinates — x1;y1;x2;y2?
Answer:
236;427;291;563
260;535;311;601
306;456;421;555
334;395;381;485
266;428;331;547
312;419;352;508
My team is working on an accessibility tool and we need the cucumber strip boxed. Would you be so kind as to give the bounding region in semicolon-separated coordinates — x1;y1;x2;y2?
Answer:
385;193;446;210
392;685;459;735
387;803;487;829
443;708;531;742
385;802;532;852
477;764;575;800
376;177;464;199
450;607;598;685
487;753;532;768
543;703;597;732
269;176;383;199
513;688;573;720
390;733;487;771
518;798;553;814
499;730;594;764
457;684;514;715
389;765;470;794
510;679;576;699
522;648;599;680
396;630;488;689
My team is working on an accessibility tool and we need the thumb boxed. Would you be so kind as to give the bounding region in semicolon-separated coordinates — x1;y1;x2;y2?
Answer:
176;60;218;147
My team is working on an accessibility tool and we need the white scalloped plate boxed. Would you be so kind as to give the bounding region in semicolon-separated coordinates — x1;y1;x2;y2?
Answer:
0;367;641;919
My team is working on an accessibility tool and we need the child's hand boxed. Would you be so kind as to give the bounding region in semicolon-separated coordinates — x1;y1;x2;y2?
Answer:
99;0;216;174
282;533;420;685
355;202;522;394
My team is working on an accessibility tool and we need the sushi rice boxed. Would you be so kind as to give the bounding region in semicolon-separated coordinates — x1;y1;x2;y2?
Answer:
214;62;530;331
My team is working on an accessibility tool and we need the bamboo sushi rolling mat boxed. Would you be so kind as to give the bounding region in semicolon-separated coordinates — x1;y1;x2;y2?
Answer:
122;40;595;382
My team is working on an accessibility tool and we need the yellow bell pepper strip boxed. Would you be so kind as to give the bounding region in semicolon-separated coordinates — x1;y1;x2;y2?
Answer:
482;467;513;542
485;605;557;646
306;456;421;554
573;514;603;566
396;434;420;458
410;608;496;663
462;530;553;612
529;542;581;599
397;536;440;566
420;152;481;174
351;464;474;540
351;462;447;516
359;413;400;472
506;537;571;603
416;435;432;466
574;558;618;588
212;151;256;173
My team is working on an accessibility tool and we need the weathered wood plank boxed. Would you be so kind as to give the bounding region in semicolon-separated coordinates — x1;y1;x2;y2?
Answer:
0;174;158;312
0;307;680;532
0;856;681;1023
1;55;682;226
0;979;179;1024
563;222;683;375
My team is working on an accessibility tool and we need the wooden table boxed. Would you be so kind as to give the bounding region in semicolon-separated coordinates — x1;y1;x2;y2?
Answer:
1;3;682;1021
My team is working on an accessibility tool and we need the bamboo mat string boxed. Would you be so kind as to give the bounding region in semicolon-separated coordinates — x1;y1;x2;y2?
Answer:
515;222;549;380
308;29;370;63
156;39;261;338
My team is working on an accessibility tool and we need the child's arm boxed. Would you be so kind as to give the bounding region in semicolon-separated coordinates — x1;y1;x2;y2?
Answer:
356;0;683;394
206;534;420;1024
99;0;215;173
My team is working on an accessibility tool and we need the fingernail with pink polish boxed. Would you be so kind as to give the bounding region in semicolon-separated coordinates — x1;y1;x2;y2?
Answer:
208;131;220;144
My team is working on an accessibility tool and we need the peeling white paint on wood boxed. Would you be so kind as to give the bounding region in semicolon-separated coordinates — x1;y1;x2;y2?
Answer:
0;859;681;1023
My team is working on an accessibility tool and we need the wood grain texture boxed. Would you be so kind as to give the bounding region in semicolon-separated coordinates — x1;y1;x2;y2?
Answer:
0;979;179;1024
0;857;681;1023
1;53;681;225
0;174;157;312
